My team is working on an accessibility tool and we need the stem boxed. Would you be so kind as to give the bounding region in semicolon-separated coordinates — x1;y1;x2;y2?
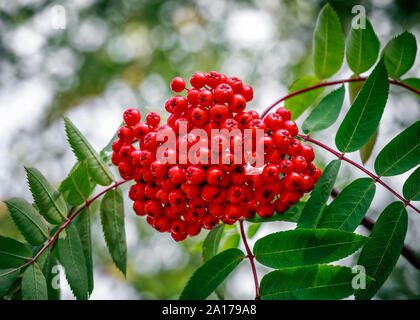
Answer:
239;218;260;300
15;180;128;272
331;188;420;270
300;134;419;214
261;77;420;118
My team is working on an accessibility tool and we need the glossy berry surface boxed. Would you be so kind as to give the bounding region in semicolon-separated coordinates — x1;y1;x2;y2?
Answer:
112;72;322;241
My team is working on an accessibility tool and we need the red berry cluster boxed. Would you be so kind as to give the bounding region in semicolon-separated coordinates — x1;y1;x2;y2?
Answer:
111;71;322;241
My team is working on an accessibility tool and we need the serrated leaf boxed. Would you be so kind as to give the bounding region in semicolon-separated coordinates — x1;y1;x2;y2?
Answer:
302;85;345;134
202;224;224;263
285;76;324;120
360;127;378;164
22;262;48;300
59;161;91;207
247;201;304;223
374;121;420;176
57;223;89;300
64;117;114;186
254;229;366;269
260;265;368;300
247;223;261;238
313;4;345;79
0;235;32;268
355;202;408;300
25;167;67;224
220;233;240;251
383;31;417;79
317;178;376;232
298;160;341;229
100;187;126;275
180;248;244;300
0;268;20;297
335;59;389;153
346;18;380;74
74;207;94;294
5;198;49;245
403;166;420;201
38;250;60;300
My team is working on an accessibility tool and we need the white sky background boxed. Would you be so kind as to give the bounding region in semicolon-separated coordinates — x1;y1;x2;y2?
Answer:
0;0;419;299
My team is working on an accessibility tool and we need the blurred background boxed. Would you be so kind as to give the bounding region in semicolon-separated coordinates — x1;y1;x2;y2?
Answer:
0;0;419;299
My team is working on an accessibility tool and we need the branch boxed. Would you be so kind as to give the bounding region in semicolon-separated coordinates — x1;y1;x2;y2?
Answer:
239;218;260;300
261;76;420;118
331;188;420;270
14;180;128;272
301;134;419;214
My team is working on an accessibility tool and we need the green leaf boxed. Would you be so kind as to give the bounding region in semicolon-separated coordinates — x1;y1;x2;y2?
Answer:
5;198;49;245
284;76;324;120
298;160;341;229
0;235;32;268
402;78;420;95
22;262;48;300
254;229;366;269
374;121;420;176
38;251;61;300
360;127;378;164
64;117;114;186
202;224;225;263
100;187;127;275
247;223;261;238
346;18;380;74
302;85;345;134
25;167;67;224
59;161;91;207
180;248;244;300
260;265;368;300
74;207;94;294
335;59;389;153
317;178;376;232
248;201;304;223
348;77;364;104
383;31;417;79
403;166;420;201
355;202;408;300
220;233;240;251
57;223;89;300
313;3;345;79
0;268;20;297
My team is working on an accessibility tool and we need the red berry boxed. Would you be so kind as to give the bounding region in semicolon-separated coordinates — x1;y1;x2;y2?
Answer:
171;219;187;235
123;108;141;126
129;184;145;201
301;145;315;163
292;155;308;173
191;106;209;126
146;112;161;128
241;85;253;102
262;164;280;184
168;165;185;184
224;204;242;222
206;71;222;88
279;159;294;175
272;129;291;150
287;139;302;156
275;107;291;121
185;165;206;184
144;200;163;217
187;89;200;105
117;126;134;144
202;214;218;230
256;204;275;218
170;77;186;92
226;77;243;93
283;172;304;192
283;120;299;137
133;122;151;140
154;216;171;232
214;83;234;103
190;72;207;89
228;94;247;113
209;104;230;122
198;89;214;108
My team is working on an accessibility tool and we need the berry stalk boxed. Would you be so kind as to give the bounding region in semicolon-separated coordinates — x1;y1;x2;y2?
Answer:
239;218;260;300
